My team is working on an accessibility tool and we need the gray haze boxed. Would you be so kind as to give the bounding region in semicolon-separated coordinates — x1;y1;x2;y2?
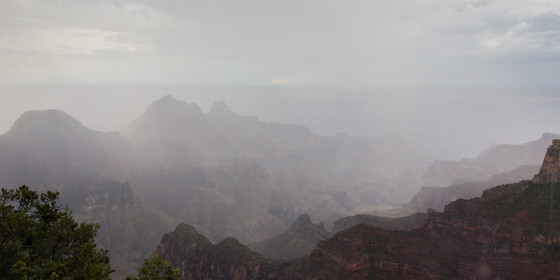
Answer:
0;85;559;160
1;0;560;87
1;0;559;159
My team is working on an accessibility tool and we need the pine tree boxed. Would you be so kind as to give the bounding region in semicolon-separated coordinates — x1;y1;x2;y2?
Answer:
0;185;113;279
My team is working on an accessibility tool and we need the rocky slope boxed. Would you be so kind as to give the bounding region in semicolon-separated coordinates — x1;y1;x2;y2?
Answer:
249;214;329;260
420;133;559;187
533;139;560;184
156;224;297;280
157;138;560;279
402;165;540;213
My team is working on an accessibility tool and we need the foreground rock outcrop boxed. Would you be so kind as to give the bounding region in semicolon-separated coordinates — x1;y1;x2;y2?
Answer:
533;139;560;184
156;139;560;280
157;224;298;280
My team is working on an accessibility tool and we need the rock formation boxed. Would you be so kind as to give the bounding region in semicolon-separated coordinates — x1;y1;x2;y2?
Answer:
249;214;329;260
0;110;128;187
402;165;540;214
156;138;560;279
533;139;560;184
3;97;557;278
120;95;426;243
419;133;559;187
157;224;296;280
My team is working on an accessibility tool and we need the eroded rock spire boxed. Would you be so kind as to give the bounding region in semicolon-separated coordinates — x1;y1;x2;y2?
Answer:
532;139;560;184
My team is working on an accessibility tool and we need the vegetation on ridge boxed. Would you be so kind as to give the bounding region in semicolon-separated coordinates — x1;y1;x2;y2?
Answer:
0;185;113;279
125;253;179;280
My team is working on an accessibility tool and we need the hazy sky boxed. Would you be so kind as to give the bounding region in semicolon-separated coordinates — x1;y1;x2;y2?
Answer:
0;86;558;161
1;0;560;87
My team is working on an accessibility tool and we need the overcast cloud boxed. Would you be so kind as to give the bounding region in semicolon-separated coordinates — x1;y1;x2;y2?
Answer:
1;0;559;87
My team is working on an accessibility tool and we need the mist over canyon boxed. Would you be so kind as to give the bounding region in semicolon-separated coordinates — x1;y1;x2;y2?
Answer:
2;86;559;160
0;90;558;278
3;0;560;278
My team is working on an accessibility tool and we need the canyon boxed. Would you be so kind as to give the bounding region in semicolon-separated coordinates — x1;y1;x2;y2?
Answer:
0;95;556;278
156;138;560;279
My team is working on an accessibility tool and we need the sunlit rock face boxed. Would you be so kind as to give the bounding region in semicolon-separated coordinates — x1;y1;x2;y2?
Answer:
533;139;560;184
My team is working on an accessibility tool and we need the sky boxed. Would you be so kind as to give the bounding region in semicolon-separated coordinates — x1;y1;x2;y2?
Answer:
1;0;560;87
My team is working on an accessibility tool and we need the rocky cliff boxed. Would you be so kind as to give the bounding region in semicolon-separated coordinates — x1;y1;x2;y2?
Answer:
421;181;560;279
159;181;560;279
533;139;560;184
157;224;297;280
157;139;560;279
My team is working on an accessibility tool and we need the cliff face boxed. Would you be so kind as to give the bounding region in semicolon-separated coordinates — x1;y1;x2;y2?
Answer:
159;183;560;280
157;224;297;280
533;139;560;184
157;139;560;280
424;180;560;279
303;225;457;280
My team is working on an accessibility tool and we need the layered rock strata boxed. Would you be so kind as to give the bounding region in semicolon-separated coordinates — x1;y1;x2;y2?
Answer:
156;139;560;279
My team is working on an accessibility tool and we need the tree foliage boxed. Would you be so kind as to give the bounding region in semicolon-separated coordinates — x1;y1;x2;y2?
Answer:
0;185;113;279
126;253;179;280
